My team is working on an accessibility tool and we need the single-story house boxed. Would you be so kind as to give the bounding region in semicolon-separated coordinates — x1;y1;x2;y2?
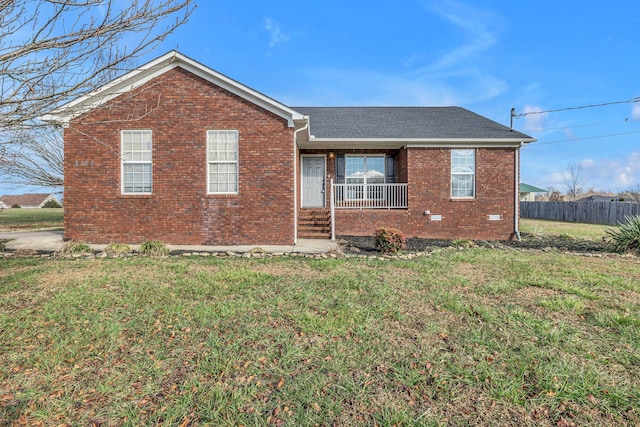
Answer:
519;183;548;201
0;193;60;208
577;194;621;203
0;200;7;210
41;51;535;245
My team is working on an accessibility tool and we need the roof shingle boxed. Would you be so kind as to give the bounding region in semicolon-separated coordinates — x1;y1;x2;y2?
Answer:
292;106;533;140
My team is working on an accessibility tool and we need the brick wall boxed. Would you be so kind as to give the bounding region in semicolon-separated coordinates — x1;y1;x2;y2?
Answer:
333;147;518;240
64;67;295;245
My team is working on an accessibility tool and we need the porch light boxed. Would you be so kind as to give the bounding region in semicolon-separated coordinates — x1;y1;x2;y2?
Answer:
328;152;335;159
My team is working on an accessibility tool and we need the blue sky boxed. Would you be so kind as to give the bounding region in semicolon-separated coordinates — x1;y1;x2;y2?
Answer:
5;0;640;195
148;0;637;194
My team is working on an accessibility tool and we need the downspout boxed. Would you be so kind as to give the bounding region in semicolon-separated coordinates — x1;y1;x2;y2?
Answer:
293;119;309;245
514;146;520;241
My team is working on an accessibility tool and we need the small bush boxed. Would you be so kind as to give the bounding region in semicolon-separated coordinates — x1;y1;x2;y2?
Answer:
452;239;475;248
11;204;21;208
104;242;131;256
605;215;640;253
42;199;62;208
139;240;170;257
57;241;92;257
374;227;406;254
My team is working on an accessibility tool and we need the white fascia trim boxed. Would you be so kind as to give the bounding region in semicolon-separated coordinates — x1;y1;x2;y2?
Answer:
299;137;535;150
40;51;304;127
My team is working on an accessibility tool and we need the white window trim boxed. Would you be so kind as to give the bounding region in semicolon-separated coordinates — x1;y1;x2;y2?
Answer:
344;154;386;201
344;154;386;185
451;149;476;199
121;129;152;195
207;130;239;195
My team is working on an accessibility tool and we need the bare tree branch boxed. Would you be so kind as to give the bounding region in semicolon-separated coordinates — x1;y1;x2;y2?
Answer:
1;0;193;129
0;0;194;188
0;127;64;187
563;162;586;201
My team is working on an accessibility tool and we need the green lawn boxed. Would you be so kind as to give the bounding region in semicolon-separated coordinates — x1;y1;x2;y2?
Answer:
0;208;63;231
1;252;638;426
520;218;611;241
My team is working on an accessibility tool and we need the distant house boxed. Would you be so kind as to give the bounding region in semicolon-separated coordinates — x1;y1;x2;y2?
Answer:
577;195;621;203
519;183;548;201
0;193;61;208
0;200;7;210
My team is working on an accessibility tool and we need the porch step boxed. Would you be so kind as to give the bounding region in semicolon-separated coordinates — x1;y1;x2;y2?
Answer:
298;209;331;239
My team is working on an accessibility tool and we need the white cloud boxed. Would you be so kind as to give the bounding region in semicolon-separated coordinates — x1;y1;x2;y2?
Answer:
537;152;640;192
632;103;640;120
421;0;505;72
408;1;509;103
283;1;509;106
522;105;549;132
579;158;595;169
263;17;289;49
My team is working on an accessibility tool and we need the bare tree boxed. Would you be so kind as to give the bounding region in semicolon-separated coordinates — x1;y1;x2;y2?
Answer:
621;184;640;202
564;162;586;201
0;0;194;188
0;127;63;188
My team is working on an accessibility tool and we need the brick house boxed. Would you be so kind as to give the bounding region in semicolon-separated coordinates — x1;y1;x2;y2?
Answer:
42;51;535;245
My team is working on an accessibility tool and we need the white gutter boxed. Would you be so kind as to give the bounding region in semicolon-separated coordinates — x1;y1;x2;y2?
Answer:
293;119;310;245
299;138;535;150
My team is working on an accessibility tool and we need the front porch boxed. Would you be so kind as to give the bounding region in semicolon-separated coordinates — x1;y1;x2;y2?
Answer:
331;182;408;209
299;150;408;239
298;182;409;240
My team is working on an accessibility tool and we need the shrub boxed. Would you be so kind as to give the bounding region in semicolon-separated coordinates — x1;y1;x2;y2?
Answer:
139;240;170;257
374;227;406;254
11;204;21;208
605;215;640;253
57;241;92;257
42;199;62;208
104;242;131;256
452;239;474;248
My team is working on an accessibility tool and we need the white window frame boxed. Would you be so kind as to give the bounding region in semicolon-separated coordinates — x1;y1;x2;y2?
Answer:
451;149;476;199
121;130;152;195
207;130;239;194
345;154;386;200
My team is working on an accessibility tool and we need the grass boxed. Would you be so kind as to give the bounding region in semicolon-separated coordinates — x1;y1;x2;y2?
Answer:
1;251;639;426
520;218;610;241
0;208;63;231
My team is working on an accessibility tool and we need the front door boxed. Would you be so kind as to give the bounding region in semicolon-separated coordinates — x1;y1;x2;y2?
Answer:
302;156;325;208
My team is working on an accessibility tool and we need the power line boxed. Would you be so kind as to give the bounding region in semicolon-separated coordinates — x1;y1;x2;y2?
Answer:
514;96;640;118
528;129;640;147
522;118;629;133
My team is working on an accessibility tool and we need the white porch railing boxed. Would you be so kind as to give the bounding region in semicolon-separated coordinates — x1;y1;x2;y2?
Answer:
331;182;408;209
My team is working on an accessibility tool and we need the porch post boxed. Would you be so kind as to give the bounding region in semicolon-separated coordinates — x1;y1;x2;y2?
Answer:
330;179;335;241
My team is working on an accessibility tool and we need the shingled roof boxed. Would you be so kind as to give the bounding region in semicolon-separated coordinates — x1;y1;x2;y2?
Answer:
0;193;58;208
292;106;533;141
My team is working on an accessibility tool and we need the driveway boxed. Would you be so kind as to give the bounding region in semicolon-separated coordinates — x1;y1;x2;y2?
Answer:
0;230;64;252
0;230;338;254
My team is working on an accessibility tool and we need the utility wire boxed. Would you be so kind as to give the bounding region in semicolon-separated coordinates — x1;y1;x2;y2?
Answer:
527;129;640;147
514;96;640;118
522;119;629;133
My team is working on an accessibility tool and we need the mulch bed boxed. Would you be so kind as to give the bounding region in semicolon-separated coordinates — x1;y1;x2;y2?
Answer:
339;233;611;255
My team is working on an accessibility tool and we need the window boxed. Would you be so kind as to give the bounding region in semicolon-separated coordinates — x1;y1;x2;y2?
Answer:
208;130;238;194
121;130;152;194
451;149;475;198
345;155;385;199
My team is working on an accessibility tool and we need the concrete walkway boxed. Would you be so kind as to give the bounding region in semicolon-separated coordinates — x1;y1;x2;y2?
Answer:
0;230;339;254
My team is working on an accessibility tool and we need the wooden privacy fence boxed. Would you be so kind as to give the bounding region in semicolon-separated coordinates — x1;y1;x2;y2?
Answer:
520;201;640;225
